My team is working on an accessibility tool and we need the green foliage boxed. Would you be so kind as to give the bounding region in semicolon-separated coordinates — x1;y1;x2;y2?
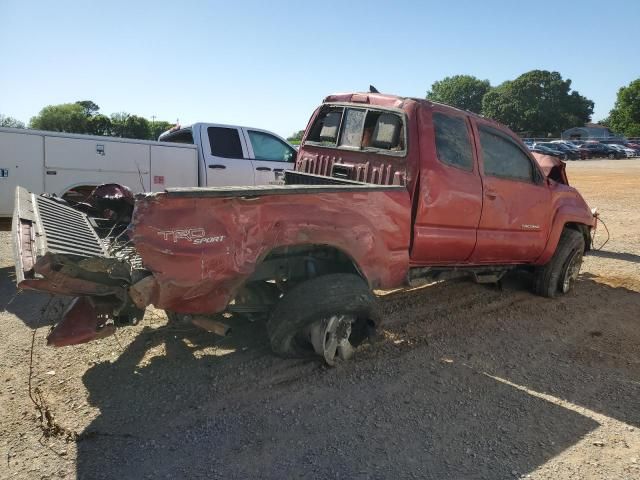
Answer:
30;103;90;133
110;113;151;139
76;100;100;117
0;114;25;128
287;130;305;142
87;114;112;136
28;101;172;140
607;78;640;137
481;70;594;136
150;120;174;140
426;75;491;114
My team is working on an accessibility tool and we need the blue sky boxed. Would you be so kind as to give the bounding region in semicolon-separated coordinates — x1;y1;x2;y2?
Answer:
1;0;638;138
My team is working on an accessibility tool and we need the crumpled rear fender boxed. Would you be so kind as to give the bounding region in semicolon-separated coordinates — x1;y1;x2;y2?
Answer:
129;189;411;314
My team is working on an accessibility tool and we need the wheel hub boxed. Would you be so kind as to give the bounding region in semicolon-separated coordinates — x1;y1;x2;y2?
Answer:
308;315;356;366
561;249;583;293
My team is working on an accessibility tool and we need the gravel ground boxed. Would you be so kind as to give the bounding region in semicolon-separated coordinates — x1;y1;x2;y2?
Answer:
1;159;639;479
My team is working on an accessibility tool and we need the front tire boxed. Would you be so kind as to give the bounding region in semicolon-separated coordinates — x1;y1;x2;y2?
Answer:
267;274;378;364
533;229;585;298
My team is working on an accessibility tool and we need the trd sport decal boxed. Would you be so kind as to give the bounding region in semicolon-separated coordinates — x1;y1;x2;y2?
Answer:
157;228;226;245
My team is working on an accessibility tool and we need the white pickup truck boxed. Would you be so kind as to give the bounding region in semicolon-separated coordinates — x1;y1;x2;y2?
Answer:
0;123;296;217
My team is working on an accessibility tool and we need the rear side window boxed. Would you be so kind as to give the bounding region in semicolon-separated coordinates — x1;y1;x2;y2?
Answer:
307;108;343;145
433;113;473;171
160;129;194;144
306;106;405;154
248;130;295;162
479;127;534;182
208;127;243;158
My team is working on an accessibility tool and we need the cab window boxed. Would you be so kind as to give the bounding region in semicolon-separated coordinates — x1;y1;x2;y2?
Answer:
479;126;536;182
208;127;243;158
248;130;295;162
433;113;473;171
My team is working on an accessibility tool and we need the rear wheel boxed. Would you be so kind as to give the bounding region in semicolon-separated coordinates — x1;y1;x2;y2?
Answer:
267;274;378;365
608;152;615;159
533;229;585;298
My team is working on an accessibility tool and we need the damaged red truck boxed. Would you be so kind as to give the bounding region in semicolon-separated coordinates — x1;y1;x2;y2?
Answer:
12;92;596;365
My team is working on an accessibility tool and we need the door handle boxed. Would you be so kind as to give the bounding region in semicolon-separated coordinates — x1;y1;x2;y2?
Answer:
209;164;226;169
255;167;272;171
485;190;497;200
273;168;284;173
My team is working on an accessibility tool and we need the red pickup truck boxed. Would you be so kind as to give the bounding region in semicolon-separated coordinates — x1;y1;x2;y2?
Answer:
12;92;595;365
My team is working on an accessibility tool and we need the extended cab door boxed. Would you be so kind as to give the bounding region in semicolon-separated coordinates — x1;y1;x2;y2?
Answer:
470;121;551;263
410;109;483;264
243;128;296;185
200;125;254;186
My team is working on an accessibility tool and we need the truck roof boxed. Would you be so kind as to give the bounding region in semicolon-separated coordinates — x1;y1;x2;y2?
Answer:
322;92;502;129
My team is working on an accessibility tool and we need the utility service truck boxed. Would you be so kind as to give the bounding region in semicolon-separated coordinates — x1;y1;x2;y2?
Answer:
0;123;296;217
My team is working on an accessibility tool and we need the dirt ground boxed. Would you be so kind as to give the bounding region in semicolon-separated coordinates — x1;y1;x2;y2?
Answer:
1;159;639;479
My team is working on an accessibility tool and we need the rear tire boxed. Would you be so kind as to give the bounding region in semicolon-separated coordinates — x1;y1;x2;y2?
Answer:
533;229;585;298
267;274;378;362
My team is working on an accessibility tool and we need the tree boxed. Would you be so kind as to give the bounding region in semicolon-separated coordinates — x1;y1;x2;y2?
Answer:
426;75;491;114
607;79;640;137
28;100;174;139
110;113;151;139
287;130;305;143
482;70;594;137
76;100;100;117
87;114;112;136
29;103;89;133
150;120;174;140
0;114;25;128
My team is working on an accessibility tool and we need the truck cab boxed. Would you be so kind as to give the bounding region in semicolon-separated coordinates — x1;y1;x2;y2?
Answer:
159;123;297;187
295;93;593;268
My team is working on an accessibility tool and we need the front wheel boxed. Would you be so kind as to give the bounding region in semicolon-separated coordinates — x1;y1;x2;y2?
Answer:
267;274;378;365
608;152;615;159
533;229;585;298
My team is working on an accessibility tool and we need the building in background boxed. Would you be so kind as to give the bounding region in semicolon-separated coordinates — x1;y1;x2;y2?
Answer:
561;123;622;141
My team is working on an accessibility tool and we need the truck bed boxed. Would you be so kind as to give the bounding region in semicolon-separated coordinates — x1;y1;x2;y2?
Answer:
13;172;411;315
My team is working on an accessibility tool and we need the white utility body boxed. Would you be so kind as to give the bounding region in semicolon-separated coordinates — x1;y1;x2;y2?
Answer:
0;123;296;217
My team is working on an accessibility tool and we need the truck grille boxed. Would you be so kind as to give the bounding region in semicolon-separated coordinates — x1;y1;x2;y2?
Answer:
35;196;108;257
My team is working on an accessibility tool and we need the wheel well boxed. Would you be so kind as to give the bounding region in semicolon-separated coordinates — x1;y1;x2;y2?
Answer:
247;244;364;285
564;222;592;251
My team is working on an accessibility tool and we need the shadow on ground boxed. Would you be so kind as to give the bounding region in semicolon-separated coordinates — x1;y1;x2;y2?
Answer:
62;275;640;479
590;249;640;264
0;266;65;328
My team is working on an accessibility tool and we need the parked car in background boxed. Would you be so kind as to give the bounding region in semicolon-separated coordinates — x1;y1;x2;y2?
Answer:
606;144;635;158
625;142;640;155
576;145;593;159
580;142;624;159
531;143;567;159
544;142;580;160
551;140;583;154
